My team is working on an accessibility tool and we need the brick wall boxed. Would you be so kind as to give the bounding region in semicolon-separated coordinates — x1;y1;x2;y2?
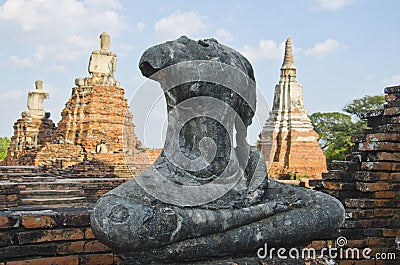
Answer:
0;209;119;265
308;85;400;264
4;117;56;166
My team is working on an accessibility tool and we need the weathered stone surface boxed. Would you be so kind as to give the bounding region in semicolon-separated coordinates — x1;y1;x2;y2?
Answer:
384;85;400;94
259;38;326;179
91;36;344;263
22;80;49;119
87;32;119;87
97;179;343;264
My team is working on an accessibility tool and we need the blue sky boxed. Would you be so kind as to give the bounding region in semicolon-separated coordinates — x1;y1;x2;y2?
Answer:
0;0;399;147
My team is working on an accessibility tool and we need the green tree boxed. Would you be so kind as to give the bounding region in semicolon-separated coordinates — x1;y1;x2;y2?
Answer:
310;112;364;162
0;137;11;160
343;95;385;117
310;95;385;163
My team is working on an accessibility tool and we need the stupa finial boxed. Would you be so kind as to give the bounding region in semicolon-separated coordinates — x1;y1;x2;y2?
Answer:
282;37;295;69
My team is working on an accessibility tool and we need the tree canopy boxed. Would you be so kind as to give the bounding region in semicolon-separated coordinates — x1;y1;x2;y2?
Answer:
310;95;384;163
343;95;385;117
0;137;10;160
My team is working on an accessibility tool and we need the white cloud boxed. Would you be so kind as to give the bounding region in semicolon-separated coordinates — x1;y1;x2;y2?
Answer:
312;0;356;10
382;75;400;86
0;0;127;68
84;0;122;11
51;65;69;72
9;36;96;68
240;40;285;62
0;90;24;100
304;39;344;58
116;42;135;57
136;22;146;31
41;82;61;96
10;44;49;68
155;10;207;39
365;74;375;81
214;29;234;42
117;43;134;52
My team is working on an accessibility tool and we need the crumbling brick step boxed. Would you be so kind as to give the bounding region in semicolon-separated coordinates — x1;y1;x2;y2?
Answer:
0;173;48;181
0;166;40;174
21;197;87;206
18;182;83;191
327;161;359;172
12;176;57;182
20;189;83;199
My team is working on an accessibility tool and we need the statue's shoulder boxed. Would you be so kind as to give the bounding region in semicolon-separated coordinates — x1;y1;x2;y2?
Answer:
104;50;116;57
91;49;116;57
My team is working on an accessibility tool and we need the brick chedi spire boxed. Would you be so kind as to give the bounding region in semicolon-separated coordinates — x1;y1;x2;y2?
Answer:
259;37;327;179
281;37;296;72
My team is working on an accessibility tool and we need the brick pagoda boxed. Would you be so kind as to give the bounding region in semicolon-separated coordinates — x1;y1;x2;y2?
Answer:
259;37;327;179
4;80;56;166
2;33;156;176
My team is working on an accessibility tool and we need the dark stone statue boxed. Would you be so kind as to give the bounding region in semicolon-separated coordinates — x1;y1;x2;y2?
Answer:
91;36;345;264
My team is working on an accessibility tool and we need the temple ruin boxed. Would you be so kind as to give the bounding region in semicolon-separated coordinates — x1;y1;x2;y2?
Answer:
4;81;56;166
3;33;157;177
259;37;327;179
0;35;398;265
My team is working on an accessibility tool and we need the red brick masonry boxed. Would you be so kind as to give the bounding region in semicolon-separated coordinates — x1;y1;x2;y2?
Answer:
0;209;119;265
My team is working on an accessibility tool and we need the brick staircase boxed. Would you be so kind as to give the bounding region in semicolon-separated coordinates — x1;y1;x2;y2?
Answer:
0;166;129;210
18;179;86;208
0;166;41;180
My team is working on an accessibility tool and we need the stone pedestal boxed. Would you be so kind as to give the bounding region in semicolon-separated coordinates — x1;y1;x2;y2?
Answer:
22;80;49;119
259;38;326;179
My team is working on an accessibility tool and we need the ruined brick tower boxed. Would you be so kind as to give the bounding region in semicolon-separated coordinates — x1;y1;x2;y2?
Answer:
3;33;154;176
55;32;139;155
259;37;327;178
4;80;56;165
